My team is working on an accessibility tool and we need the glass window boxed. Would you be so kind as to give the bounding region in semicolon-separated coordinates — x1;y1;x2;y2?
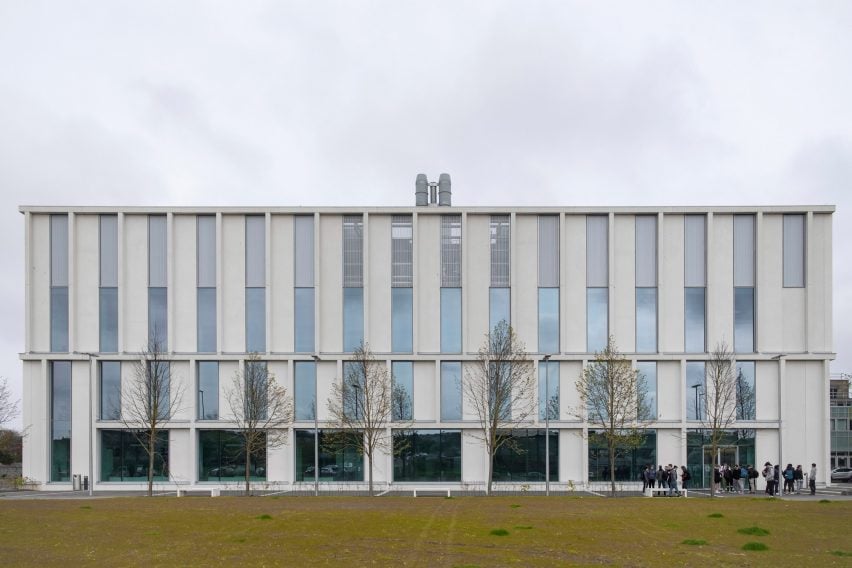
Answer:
686;362;706;421
441;215;462;287
489;287;510;331
99;287;118;353
538;288;559;355
50;361;71;482
244;215;266;287
148;360;171;420
733;215;755;287
392;288;413;353
440;288;462;354
148;215;167;288
490;215;511;287
99;361;121;420
198;430;266;482
734;287;754;353
294;430;363;482
391;215;413;287
586;288;608;353
393;429;461;482
196;215;216;288
343;287;364;352
197;287;216;353
245;360;268;420
588;430;656;483
50;286;69;353
343;215;364;287
148;286;167;346
783;214;805;288
101;430;169;482
294;215;315;287
493;429;558;482
245;287;266;353
586;215;608;287
635;288;657;353
686;429;755;489
392;362;413;421
538;360;559;421
636;362;657;421
342;361;365;420
538;215;559;287
294;288;315;353
684;287;706;353
440;362;462;421
684;215;706;286
736;361;756;421
197;361;219;420
99;214;118;287
294;361;316;421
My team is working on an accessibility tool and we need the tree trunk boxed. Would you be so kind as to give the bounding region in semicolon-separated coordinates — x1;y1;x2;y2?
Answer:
487;451;494;496
245;449;252;496
608;440;617;497
709;441;718;497
147;432;155;497
368;453;373;496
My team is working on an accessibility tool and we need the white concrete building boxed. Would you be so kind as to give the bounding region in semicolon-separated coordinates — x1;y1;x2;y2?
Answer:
19;183;835;491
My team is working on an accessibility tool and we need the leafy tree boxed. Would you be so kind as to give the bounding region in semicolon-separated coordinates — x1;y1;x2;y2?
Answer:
462;321;536;495
575;337;650;496
227;353;293;495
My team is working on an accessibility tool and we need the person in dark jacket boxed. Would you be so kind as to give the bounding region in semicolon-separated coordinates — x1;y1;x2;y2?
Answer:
794;465;804;494
783;464;795;494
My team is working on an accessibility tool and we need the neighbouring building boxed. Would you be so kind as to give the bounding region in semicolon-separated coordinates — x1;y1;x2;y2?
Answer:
19;177;835;491
830;374;851;470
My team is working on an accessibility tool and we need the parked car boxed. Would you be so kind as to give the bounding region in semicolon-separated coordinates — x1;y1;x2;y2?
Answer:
320;464;340;476
831;467;852;482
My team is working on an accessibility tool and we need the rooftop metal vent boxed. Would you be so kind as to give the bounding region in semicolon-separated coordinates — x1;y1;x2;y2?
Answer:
415;173;451;207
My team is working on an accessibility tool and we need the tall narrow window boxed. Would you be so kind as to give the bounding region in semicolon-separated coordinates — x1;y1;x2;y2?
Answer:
636;361;657;420
245;215;266;353
245;360;268;420
50;215;69;353
684;215;706;353
440;362;462;421
538;216;559;354
635;216;657;353
294;215;315;353
294;361;317;420
538;359;559;421
441;216;462;353
734;215;755;353
197;215;216;353
735;361;756;420
99;361;121;420
148;215;167;347
392;361;413;421
586;216;608;352
392;216;413;353
490;215;511;330
50;361;71;482
343;215;364;351
99;215;118;353
686;361;706;421
197;361;219;420
343;361;365;420
783;214;805;288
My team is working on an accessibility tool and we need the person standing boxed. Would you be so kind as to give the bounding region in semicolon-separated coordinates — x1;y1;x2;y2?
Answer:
648;464;656;489
680;466;691;492
783;464;795;494
763;462;774;495
794;465;804;494
809;463;817;495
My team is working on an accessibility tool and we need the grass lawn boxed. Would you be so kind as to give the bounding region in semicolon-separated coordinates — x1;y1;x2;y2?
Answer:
1;496;850;566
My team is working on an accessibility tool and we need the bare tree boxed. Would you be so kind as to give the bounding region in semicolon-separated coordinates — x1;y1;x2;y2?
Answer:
326;344;401;495
574;337;650;496
227;353;293;495
0;377;18;430
700;341;739;497
463;321;536;495
121;335;184;496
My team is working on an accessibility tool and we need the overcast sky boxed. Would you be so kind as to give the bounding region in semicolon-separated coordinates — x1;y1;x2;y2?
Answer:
1;2;850;429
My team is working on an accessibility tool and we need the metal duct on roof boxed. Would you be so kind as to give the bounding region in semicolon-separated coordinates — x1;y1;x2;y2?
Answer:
415;174;428;206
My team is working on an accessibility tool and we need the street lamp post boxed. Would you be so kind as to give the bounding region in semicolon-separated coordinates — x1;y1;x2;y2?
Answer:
543;354;552;496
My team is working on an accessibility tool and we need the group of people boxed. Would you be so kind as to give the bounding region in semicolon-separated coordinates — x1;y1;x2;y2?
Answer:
761;462;817;496
712;464;759;493
641;464;691;496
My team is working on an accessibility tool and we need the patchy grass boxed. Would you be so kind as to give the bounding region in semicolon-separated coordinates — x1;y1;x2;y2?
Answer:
737;526;770;536
830;550;852;557
819;499;831;503
0;496;849;566
255;514;272;520
489;528;509;536
681;539;706;546
707;513;723;518
742;542;769;551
